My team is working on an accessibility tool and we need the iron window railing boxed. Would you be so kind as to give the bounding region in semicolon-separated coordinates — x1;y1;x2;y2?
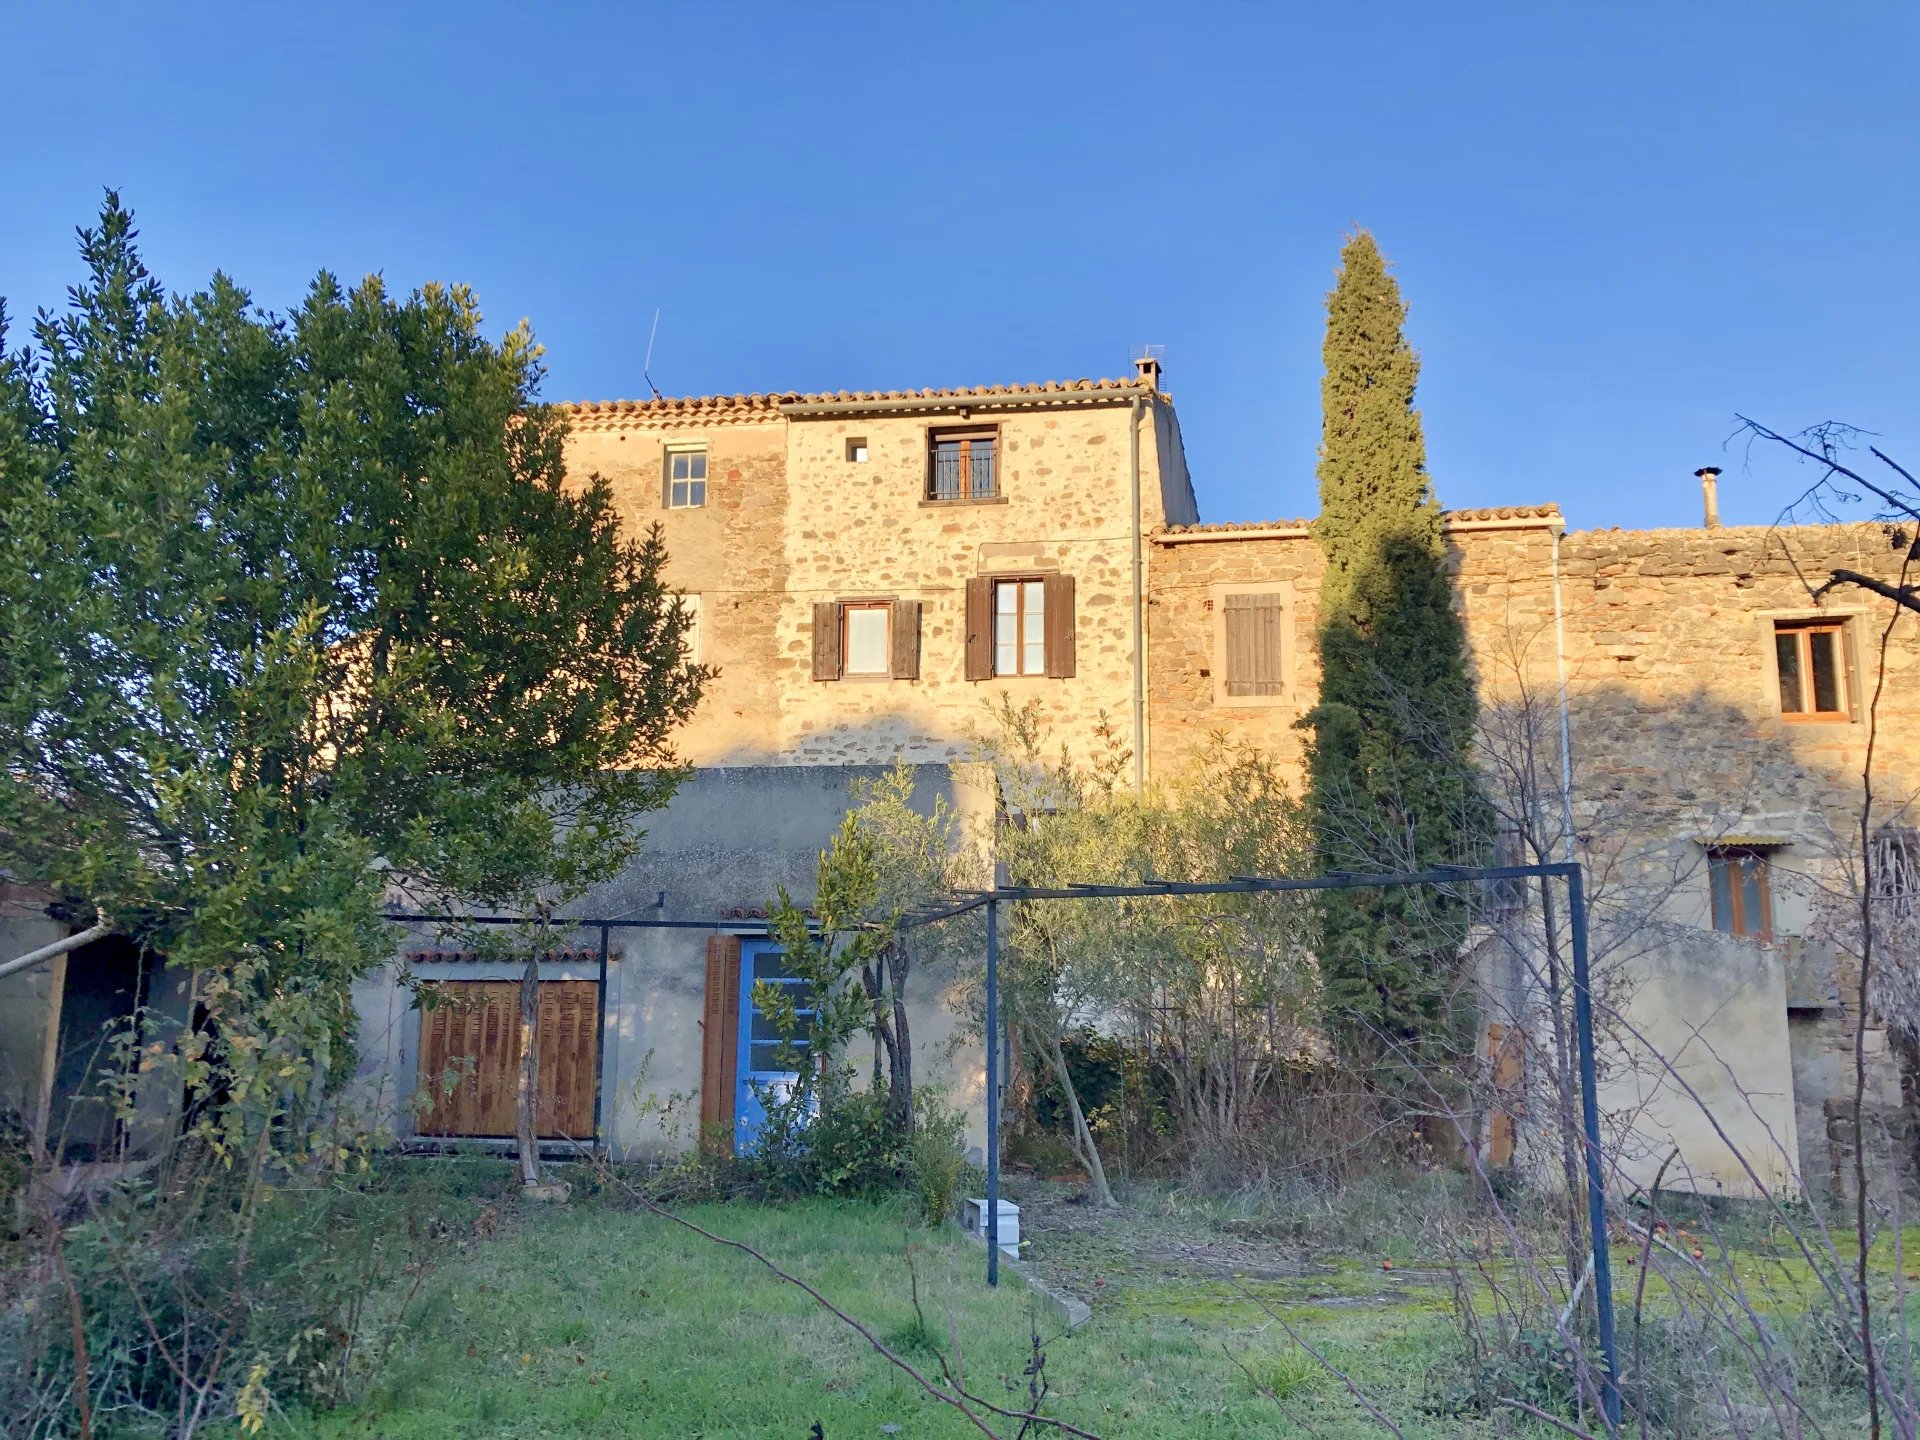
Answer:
928;431;997;500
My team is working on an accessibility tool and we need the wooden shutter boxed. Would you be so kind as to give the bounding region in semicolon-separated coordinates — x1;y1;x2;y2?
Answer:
1043;572;1076;678
811;602;841;681
1486;1023;1526;1167
699;935;742;1152
416;979;597;1139
890;599;922;680
964;578;993;681
534;981;598;1141
1223;592;1284;696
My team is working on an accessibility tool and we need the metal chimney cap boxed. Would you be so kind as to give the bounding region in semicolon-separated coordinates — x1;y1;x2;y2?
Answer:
1695;466;1723;479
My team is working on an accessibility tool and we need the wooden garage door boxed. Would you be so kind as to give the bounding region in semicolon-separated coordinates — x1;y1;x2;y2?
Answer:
416;980;598;1140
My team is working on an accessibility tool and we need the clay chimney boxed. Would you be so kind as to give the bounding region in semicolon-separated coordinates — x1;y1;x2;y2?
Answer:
1696;467;1722;529
1133;354;1161;392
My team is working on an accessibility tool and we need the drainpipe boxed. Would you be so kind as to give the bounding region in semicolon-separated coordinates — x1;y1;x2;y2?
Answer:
1129;394;1146;795
1550;520;1576;861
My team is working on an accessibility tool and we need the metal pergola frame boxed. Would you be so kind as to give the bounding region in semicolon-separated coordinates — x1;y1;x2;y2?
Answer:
901;860;1620;1428
388;858;1621;1426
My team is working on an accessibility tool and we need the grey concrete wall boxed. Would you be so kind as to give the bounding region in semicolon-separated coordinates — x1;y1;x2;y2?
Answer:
348;763;993;1158
1601;926;1801;1198
0;888;67;1139
1478;921;1802;1199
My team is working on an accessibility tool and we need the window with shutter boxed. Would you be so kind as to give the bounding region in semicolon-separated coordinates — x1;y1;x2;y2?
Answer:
700;935;742;1154
812;599;921;680
1211;582;1293;706
1708;848;1773;939
1223;592;1283;696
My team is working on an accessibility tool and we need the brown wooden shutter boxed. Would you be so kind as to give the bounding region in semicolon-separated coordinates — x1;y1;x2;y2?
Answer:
699;934;742;1153
890;599;921;680
810;602;841;681
964;578;993;681
1223;592;1284;696
1043;572;1076;678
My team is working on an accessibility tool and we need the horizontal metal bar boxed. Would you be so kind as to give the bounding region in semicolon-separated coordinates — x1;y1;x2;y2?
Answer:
384;912;753;930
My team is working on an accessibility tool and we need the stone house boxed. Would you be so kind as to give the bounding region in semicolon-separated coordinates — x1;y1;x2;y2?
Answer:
6;358;1909;1197
1148;500;1916;1197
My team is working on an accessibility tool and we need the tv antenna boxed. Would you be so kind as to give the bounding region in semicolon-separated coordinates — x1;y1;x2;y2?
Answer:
642;308;664;400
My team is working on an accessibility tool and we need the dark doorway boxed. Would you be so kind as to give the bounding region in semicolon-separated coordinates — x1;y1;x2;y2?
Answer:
47;934;152;1161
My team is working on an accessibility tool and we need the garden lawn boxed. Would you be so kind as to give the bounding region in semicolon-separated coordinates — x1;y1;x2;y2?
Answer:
297;1193;1480;1440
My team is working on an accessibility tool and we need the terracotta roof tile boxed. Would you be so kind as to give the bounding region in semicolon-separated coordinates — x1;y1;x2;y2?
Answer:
405;947;599;964
560;378;1147;429
1155;503;1563;538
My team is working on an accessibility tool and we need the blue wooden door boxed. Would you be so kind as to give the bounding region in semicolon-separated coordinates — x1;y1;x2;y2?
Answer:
734;939;816;1151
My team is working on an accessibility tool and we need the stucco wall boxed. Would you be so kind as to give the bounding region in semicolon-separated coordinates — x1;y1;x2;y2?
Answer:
1598;927;1801;1198
0;884;67;1138
350;763;996;1159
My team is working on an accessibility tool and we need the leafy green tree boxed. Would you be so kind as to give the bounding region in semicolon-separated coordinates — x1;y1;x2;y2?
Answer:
0;196;705;1170
1302;231;1487;1074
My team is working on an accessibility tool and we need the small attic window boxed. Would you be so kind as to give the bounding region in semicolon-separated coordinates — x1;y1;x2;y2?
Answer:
847;438;869;463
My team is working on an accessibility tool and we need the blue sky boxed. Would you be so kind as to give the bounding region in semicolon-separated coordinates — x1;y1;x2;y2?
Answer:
3;3;1914;530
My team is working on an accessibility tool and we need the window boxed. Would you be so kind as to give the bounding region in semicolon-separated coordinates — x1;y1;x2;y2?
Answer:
1709;847;1773;939
1210;582;1292;706
994;579;1045;676
841;603;890;677
677;593;703;664
964;574;1075;680
846;437;869;463
1774;619;1849;720
927;428;997;501
811;599;921;680
665;445;707;508
1223;592;1284;696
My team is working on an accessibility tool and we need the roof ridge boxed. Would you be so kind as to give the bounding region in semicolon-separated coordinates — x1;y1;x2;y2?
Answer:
1157;503;1565;536
559;376;1145;422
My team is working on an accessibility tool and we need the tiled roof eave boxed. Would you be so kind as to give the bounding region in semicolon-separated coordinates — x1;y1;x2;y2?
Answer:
559;378;1151;431
1153;504;1565;541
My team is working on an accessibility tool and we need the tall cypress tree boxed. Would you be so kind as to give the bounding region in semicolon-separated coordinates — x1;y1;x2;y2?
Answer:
1303;231;1486;1072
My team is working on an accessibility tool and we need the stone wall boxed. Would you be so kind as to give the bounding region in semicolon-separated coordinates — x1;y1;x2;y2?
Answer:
1145;510;1919;1194
562;386;1189;769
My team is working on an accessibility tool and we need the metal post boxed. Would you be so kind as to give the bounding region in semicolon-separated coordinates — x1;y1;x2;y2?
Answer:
591;922;611;1151
984;896;1000;1287
1568;864;1621;1427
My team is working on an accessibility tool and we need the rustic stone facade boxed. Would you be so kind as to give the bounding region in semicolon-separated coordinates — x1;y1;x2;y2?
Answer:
560;372;1196;772
1147;507;1918;1194
546;363;1915;1191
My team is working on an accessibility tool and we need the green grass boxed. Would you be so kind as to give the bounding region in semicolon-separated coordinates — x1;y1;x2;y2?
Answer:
247;1164;1916;1439
284;1188;1480;1439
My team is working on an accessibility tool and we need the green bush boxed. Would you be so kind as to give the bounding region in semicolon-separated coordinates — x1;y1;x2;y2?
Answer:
0;1156;508;1430
906;1098;968;1226
738;1085;969;1224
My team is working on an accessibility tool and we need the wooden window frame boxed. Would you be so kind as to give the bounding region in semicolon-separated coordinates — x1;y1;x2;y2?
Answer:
677;593;702;665
965;574;1073;680
839;601;892;679
664;443;708;509
1210;581;1294;708
812;598;922;682
991;576;1047;677
1708;846;1774;940
1772;618;1851;722
926;427;999;503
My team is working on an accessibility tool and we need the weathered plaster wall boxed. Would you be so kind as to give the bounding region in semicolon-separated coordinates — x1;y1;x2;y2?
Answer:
0;883;66;1139
1600;927;1800;1198
564;416;790;764
350;763;996;1159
